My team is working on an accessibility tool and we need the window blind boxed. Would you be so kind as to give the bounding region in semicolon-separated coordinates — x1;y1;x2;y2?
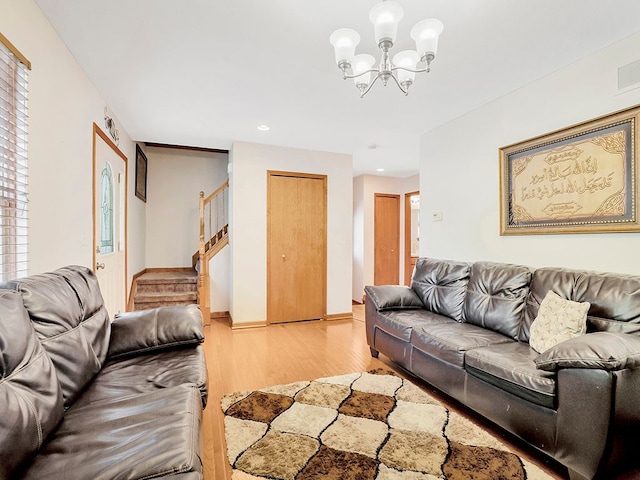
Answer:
0;34;29;281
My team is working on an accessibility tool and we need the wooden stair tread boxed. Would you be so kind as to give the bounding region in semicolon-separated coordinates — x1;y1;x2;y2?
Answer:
137;271;197;285
135;291;197;301
133;301;196;310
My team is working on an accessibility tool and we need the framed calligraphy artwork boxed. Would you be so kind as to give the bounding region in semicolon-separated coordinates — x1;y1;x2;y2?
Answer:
500;104;640;235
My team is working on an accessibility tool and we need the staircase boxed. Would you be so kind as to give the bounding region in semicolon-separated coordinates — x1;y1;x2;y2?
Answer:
196;180;229;320
132;269;198;311
128;180;229;315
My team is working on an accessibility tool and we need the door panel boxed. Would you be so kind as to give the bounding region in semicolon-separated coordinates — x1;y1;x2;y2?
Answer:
268;172;326;323
374;193;400;285
93;125;127;317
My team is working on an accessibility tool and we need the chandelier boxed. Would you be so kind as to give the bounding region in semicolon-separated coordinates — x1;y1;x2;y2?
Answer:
329;1;443;98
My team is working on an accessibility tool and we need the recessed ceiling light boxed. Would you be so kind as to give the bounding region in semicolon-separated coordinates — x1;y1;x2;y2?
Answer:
376;168;385;172
257;125;270;131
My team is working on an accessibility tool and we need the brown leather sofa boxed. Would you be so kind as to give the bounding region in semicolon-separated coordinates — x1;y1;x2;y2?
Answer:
365;257;640;480
0;265;208;480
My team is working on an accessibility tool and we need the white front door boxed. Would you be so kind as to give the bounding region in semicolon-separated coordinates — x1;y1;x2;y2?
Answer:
93;125;127;317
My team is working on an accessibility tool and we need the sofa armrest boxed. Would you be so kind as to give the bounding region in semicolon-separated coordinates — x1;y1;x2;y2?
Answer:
535;332;640;372
107;304;204;360
364;285;424;311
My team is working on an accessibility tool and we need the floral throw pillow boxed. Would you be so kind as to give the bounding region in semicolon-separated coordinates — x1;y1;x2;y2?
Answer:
529;290;590;353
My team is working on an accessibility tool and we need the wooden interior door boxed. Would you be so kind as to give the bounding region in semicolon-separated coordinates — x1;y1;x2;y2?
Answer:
267;171;326;324
374;193;400;285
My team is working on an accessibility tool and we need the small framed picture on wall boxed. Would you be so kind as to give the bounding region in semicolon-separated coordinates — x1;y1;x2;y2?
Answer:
135;144;147;203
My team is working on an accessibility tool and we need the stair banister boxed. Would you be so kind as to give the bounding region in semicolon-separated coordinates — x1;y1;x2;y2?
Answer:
197;180;229;321
198;191;210;320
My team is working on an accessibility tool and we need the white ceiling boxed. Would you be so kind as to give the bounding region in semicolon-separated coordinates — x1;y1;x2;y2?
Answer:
34;0;640;177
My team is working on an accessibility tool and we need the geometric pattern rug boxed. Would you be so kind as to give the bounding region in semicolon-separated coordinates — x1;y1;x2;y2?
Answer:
221;369;554;480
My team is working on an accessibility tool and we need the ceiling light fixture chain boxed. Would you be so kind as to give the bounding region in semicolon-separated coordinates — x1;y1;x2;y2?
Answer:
330;1;443;98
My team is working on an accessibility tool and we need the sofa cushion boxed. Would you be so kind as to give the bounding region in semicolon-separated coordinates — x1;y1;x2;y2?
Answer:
529;290;589;353
72;346;209;408
465;342;557;409
364;285;424;311
575;270;640;322
374;309;452;342
463;261;531;339
522;267;640;342
588;316;640;335
411;321;514;368
108;305;204;360
535;332;640;371
411;257;471;321
1;266;111;407
21;384;203;480
0;290;64;479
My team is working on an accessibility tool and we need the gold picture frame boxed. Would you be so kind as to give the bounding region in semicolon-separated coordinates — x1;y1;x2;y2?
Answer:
500;104;640;235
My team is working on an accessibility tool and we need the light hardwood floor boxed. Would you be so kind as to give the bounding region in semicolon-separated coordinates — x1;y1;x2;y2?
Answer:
201;305;567;480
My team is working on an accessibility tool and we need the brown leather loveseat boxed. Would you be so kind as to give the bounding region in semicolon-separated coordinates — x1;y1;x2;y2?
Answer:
365;257;640;480
0;265;208;479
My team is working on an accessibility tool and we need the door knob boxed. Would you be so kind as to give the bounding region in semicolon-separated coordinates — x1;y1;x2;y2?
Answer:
282;254;286;259
96;262;105;270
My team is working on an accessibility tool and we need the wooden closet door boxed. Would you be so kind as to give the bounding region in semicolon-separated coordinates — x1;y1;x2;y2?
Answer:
267;172;326;323
374;193;400;285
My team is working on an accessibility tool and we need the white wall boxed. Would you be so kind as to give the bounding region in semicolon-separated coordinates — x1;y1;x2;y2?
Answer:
352;174;419;301
420;31;640;274
145;147;228;267
0;0;145;289
210;245;230;312
352;176;365;302
229;141;352;325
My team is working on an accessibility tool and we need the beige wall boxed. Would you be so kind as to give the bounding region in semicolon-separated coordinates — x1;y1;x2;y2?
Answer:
419;31;640;274
144;146;228;268
352;174;419;301
0;0;145;289
229;141;353;325
210;244;230;313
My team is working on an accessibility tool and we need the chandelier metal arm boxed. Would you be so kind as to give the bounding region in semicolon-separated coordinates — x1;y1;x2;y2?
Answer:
391;64;431;75
342;68;379;81
357;73;382;98
388;71;409;96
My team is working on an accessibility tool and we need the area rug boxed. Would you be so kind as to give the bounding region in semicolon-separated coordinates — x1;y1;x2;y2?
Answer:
221;369;554;480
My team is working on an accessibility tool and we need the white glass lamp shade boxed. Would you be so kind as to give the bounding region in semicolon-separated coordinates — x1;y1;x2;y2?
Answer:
393;50;420;85
369;1;404;46
352;54;376;87
330;28;361;66
410;19;444;60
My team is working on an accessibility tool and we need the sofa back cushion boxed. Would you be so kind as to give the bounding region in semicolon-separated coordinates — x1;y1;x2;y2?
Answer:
587;316;640;334
1;265;111;407
463;261;531;339
522;267;640;342
411;257;471;321
0;290;64;478
575;270;640;319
